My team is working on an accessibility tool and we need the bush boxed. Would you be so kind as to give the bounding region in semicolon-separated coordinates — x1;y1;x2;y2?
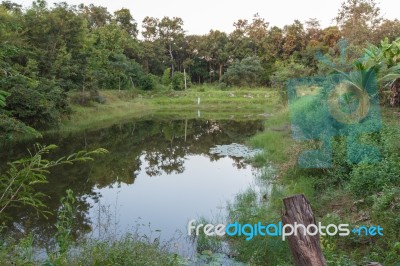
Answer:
161;68;171;86
171;71;190;91
3;78;71;129
6;87;60;128
349;156;400;197
138;73;158;91
0;114;40;143
270;60;314;88
222;56;264;87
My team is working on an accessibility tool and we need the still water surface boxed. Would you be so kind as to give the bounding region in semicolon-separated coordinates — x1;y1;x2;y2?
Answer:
1;118;265;256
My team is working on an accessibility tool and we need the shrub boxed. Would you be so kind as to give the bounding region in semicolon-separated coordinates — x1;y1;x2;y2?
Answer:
4;79;71;128
0;114;40;143
270;60;314;88
138;73;157;91
171;71;190;91
161;67;171;86
6;87;60;128
349;156;400;197
222;56;264;87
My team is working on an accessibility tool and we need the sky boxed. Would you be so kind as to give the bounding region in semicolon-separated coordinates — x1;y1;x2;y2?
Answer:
13;0;400;35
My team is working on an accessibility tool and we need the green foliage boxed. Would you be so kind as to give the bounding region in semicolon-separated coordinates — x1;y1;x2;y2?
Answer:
363;37;400;105
270;60;314;88
171;71;189;91
71;235;183;265
0;90;10;108
0;144;108;220
222;56;264;87
349;155;400;197
226;188;291;265
190;217;223;254
6;86;67;128
55;189;76;255
161;67;172;85
0;233;36;266
45;189;77;265
138;73;157;91
0;114;41;143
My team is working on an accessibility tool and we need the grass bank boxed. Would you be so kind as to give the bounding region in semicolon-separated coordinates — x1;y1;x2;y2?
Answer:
60;85;281;132
228;93;400;265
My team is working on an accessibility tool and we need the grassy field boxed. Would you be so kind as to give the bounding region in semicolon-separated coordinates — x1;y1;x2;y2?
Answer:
60;86;281;132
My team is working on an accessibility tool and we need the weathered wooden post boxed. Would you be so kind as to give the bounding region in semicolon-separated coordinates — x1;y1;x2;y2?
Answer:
184;68;187;90
282;194;327;266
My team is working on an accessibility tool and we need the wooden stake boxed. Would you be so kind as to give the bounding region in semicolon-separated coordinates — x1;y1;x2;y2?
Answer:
184;68;187;90
282;194;327;266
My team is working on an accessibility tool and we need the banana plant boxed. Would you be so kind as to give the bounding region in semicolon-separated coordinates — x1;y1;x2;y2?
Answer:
362;38;400;106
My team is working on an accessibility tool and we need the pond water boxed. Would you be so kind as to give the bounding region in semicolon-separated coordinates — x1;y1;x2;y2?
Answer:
0;118;265;257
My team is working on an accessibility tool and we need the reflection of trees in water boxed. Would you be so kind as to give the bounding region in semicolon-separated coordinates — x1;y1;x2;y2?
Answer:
0;119;264;249
144;151;185;176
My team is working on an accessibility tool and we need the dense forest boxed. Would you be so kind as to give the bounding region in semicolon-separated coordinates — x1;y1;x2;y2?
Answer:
1;0;400;134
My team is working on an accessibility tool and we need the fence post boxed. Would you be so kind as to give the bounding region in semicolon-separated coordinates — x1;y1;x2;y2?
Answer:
282;194;327;266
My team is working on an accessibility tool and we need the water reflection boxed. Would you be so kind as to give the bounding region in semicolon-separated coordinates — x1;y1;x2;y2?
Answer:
0;119;264;253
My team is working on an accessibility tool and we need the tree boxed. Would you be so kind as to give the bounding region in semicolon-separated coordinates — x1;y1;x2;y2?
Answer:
141;16;185;76
282;20;306;59
158;17;185;76
113;8;138;37
78;3;111;30
227;19;252;60
201;30;229;80
335;0;381;46
374;19;400;44
222;56;264;87
321;26;341;48
265;26;284;60
247;13;269;57
305;18;322;45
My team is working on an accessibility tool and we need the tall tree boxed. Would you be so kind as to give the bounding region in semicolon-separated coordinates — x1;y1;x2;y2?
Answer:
227;19;252;60
282;20;306;58
113;8;138;38
246;13;269;56
305;18;322;46
158;17;185;76
374;19;400;44
335;0;381;46
201;30;229;80
78;3;111;30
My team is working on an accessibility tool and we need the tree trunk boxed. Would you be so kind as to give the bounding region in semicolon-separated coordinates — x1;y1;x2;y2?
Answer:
282;194;327;266
389;78;400;107
169;43;174;76
219;63;223;80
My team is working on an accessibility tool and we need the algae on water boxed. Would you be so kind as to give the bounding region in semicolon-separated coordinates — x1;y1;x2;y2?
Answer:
209;143;263;158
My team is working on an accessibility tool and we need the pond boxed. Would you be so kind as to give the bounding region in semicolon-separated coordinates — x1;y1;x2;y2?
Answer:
0;118;265;257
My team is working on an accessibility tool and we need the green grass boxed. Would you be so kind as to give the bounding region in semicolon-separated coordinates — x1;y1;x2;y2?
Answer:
233;92;400;265
0;233;185;266
59;86;280;132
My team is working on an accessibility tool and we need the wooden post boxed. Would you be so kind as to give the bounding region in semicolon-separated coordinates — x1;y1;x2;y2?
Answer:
130;77;135;89
282;194;327;266
184;68;187;90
